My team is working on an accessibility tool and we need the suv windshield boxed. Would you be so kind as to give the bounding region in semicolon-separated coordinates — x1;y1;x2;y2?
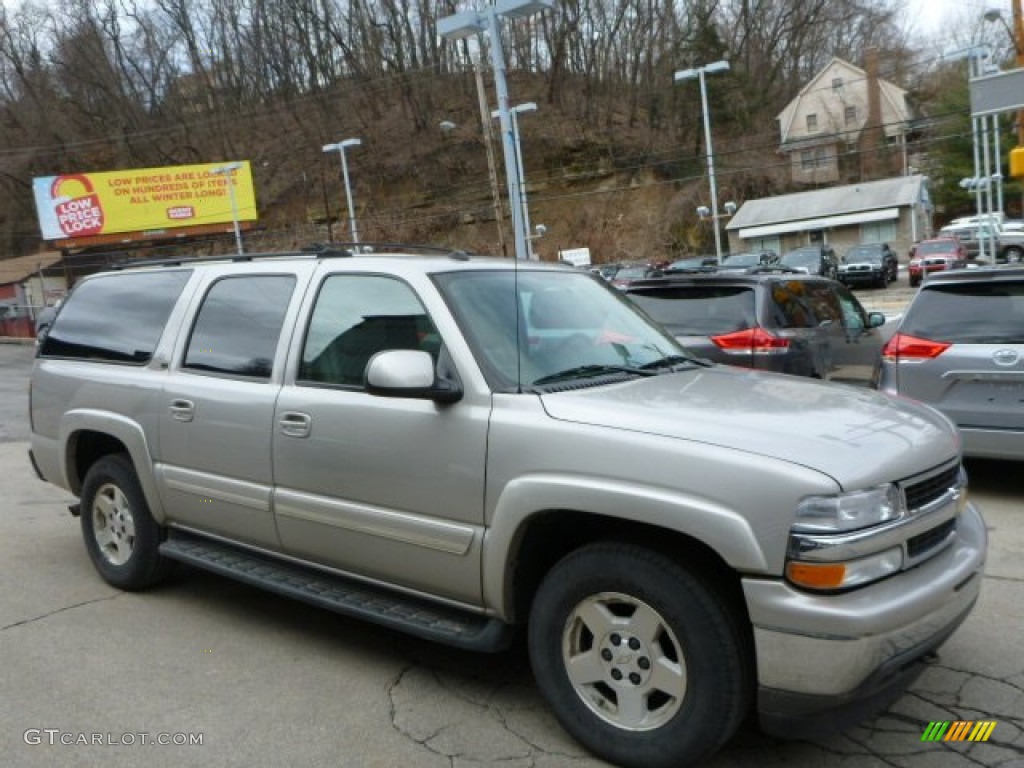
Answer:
902;282;1024;343
434;270;686;390
781;249;819;267
844;246;883;263
915;241;957;255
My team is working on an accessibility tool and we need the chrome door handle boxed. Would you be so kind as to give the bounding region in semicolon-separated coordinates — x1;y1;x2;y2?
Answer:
279;412;312;438
168;399;194;422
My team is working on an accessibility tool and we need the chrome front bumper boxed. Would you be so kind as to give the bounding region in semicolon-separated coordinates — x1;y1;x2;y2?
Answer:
743;501;986;735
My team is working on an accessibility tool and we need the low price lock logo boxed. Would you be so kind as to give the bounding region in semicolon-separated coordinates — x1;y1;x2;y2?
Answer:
50;174;106;237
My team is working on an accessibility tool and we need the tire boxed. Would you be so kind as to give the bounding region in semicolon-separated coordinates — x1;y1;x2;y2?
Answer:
528;543;751;768
80;454;174;591
1004;246;1023;263
909;276;920;288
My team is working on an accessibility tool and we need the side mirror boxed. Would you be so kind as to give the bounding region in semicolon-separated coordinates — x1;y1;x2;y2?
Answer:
365;349;462;403
867;312;886;329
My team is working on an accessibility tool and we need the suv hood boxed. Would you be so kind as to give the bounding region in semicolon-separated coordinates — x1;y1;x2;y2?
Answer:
539;367;958;489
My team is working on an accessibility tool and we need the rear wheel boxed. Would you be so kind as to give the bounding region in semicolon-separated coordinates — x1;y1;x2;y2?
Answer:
80;454;174;590
528;543;750;768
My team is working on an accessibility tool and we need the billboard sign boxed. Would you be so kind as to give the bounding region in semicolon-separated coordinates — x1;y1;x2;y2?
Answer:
32;162;257;242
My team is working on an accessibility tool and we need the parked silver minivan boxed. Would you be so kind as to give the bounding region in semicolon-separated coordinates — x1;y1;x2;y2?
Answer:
877;265;1024;460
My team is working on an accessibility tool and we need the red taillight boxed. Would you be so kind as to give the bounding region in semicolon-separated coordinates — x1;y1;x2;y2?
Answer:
882;333;951;361
711;327;790;355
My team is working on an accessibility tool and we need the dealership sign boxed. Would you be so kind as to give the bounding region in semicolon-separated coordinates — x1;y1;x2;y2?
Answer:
32;162;257;242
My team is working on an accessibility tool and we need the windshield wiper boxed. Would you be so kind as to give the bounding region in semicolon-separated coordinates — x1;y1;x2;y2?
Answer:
530;364;659;387
639;354;711;371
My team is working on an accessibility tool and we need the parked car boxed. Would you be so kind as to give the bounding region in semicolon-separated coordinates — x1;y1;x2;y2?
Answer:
877;265;1024;460
29;248;985;768
665;254;718;271
838;243;898;288
594;262;622;281
625;270;887;385
718;250;778;271
779;244;839;280
609;263;660;289
937;222;1024;263
908;238;968;287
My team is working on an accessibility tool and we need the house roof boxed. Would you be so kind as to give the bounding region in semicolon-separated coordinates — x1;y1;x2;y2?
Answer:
726;175;926;233
0;252;63;286
776;57;910;145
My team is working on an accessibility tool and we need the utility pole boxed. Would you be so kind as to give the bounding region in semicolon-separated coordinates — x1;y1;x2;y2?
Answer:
475;57;507;257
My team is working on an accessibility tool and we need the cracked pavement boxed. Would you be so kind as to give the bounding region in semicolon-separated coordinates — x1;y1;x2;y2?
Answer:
1;342;1021;767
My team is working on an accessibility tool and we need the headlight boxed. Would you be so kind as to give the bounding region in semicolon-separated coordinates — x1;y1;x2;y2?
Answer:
793;484;903;533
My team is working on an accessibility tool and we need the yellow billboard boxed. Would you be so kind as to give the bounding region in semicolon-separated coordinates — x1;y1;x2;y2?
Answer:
32;162;257;241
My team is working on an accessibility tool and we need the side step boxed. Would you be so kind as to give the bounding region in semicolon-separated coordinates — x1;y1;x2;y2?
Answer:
159;531;512;653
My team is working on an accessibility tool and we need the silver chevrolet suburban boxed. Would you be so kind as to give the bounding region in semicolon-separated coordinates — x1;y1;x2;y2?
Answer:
29;247;986;768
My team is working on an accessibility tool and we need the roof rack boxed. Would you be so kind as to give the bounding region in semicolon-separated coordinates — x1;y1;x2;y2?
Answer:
108;242;477;270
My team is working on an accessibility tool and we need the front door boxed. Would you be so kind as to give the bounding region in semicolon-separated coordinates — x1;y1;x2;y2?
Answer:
271;272;489;605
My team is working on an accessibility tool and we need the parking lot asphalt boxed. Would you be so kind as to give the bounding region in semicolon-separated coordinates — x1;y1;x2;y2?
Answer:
2;326;1022;768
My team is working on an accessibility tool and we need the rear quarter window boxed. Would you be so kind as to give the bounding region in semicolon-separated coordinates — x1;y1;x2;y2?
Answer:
902;282;1024;343
39;270;192;364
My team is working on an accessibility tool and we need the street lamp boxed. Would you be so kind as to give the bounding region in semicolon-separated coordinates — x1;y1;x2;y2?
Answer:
210;162;244;256
492;102;538;258
322;138;362;244
438;0;555;260
675;60;730;264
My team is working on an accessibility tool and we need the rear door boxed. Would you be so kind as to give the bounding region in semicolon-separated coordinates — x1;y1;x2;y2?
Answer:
896;279;1024;430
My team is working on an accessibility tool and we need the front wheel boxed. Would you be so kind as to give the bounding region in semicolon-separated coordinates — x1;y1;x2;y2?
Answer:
1004;246;1023;263
528;543;751;768
80;454;174;590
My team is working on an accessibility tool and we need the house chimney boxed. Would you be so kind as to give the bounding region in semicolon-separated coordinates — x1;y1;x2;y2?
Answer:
859;48;886;181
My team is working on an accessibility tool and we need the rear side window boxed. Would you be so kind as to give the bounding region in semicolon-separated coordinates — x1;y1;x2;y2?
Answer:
902;282;1024;343
629;286;755;334
39;270;191;364
183;275;296;379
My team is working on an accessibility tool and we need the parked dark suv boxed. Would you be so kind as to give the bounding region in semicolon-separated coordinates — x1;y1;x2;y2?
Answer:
780;244;839;280
839;243;898;288
625;270;887;385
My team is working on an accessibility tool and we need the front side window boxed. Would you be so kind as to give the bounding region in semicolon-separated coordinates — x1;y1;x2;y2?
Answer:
435;270;682;391
183;275;296;379
40;270;191;364
834;285;869;331
298;274;440;388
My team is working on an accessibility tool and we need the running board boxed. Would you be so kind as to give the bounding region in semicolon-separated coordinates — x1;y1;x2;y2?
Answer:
159;531;512;653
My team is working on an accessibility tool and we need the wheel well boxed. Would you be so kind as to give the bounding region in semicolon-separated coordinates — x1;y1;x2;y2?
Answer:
69;431;129;492
509;510;750;632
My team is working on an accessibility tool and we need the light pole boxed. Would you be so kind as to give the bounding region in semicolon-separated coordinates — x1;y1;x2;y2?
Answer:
675;60;730;264
492;102;537;258
438;0;555;260
210;162;243;256
322;138;362;244
984;5;1024;213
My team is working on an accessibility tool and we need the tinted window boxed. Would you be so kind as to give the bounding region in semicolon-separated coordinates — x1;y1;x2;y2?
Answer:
902;282;1024;343
629;286;755;335
845;246;883;263
298;275;439;388
766;280;840;328
183;275;295;379
780;249;819;268
40;270;191;363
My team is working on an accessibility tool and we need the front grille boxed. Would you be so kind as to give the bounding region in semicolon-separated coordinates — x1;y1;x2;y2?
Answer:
907;518;956;559
903;464;960;511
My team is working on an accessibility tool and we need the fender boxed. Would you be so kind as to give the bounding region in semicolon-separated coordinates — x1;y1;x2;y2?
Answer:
59;409;166;522
482;473;769;619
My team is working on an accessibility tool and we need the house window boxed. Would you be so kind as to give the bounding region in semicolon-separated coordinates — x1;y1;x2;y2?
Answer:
748;236;781;256
806;113;818;132
832;77;843;91
845;106;856;126
801;150;815;170
814;147;828;168
861;220;897;243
